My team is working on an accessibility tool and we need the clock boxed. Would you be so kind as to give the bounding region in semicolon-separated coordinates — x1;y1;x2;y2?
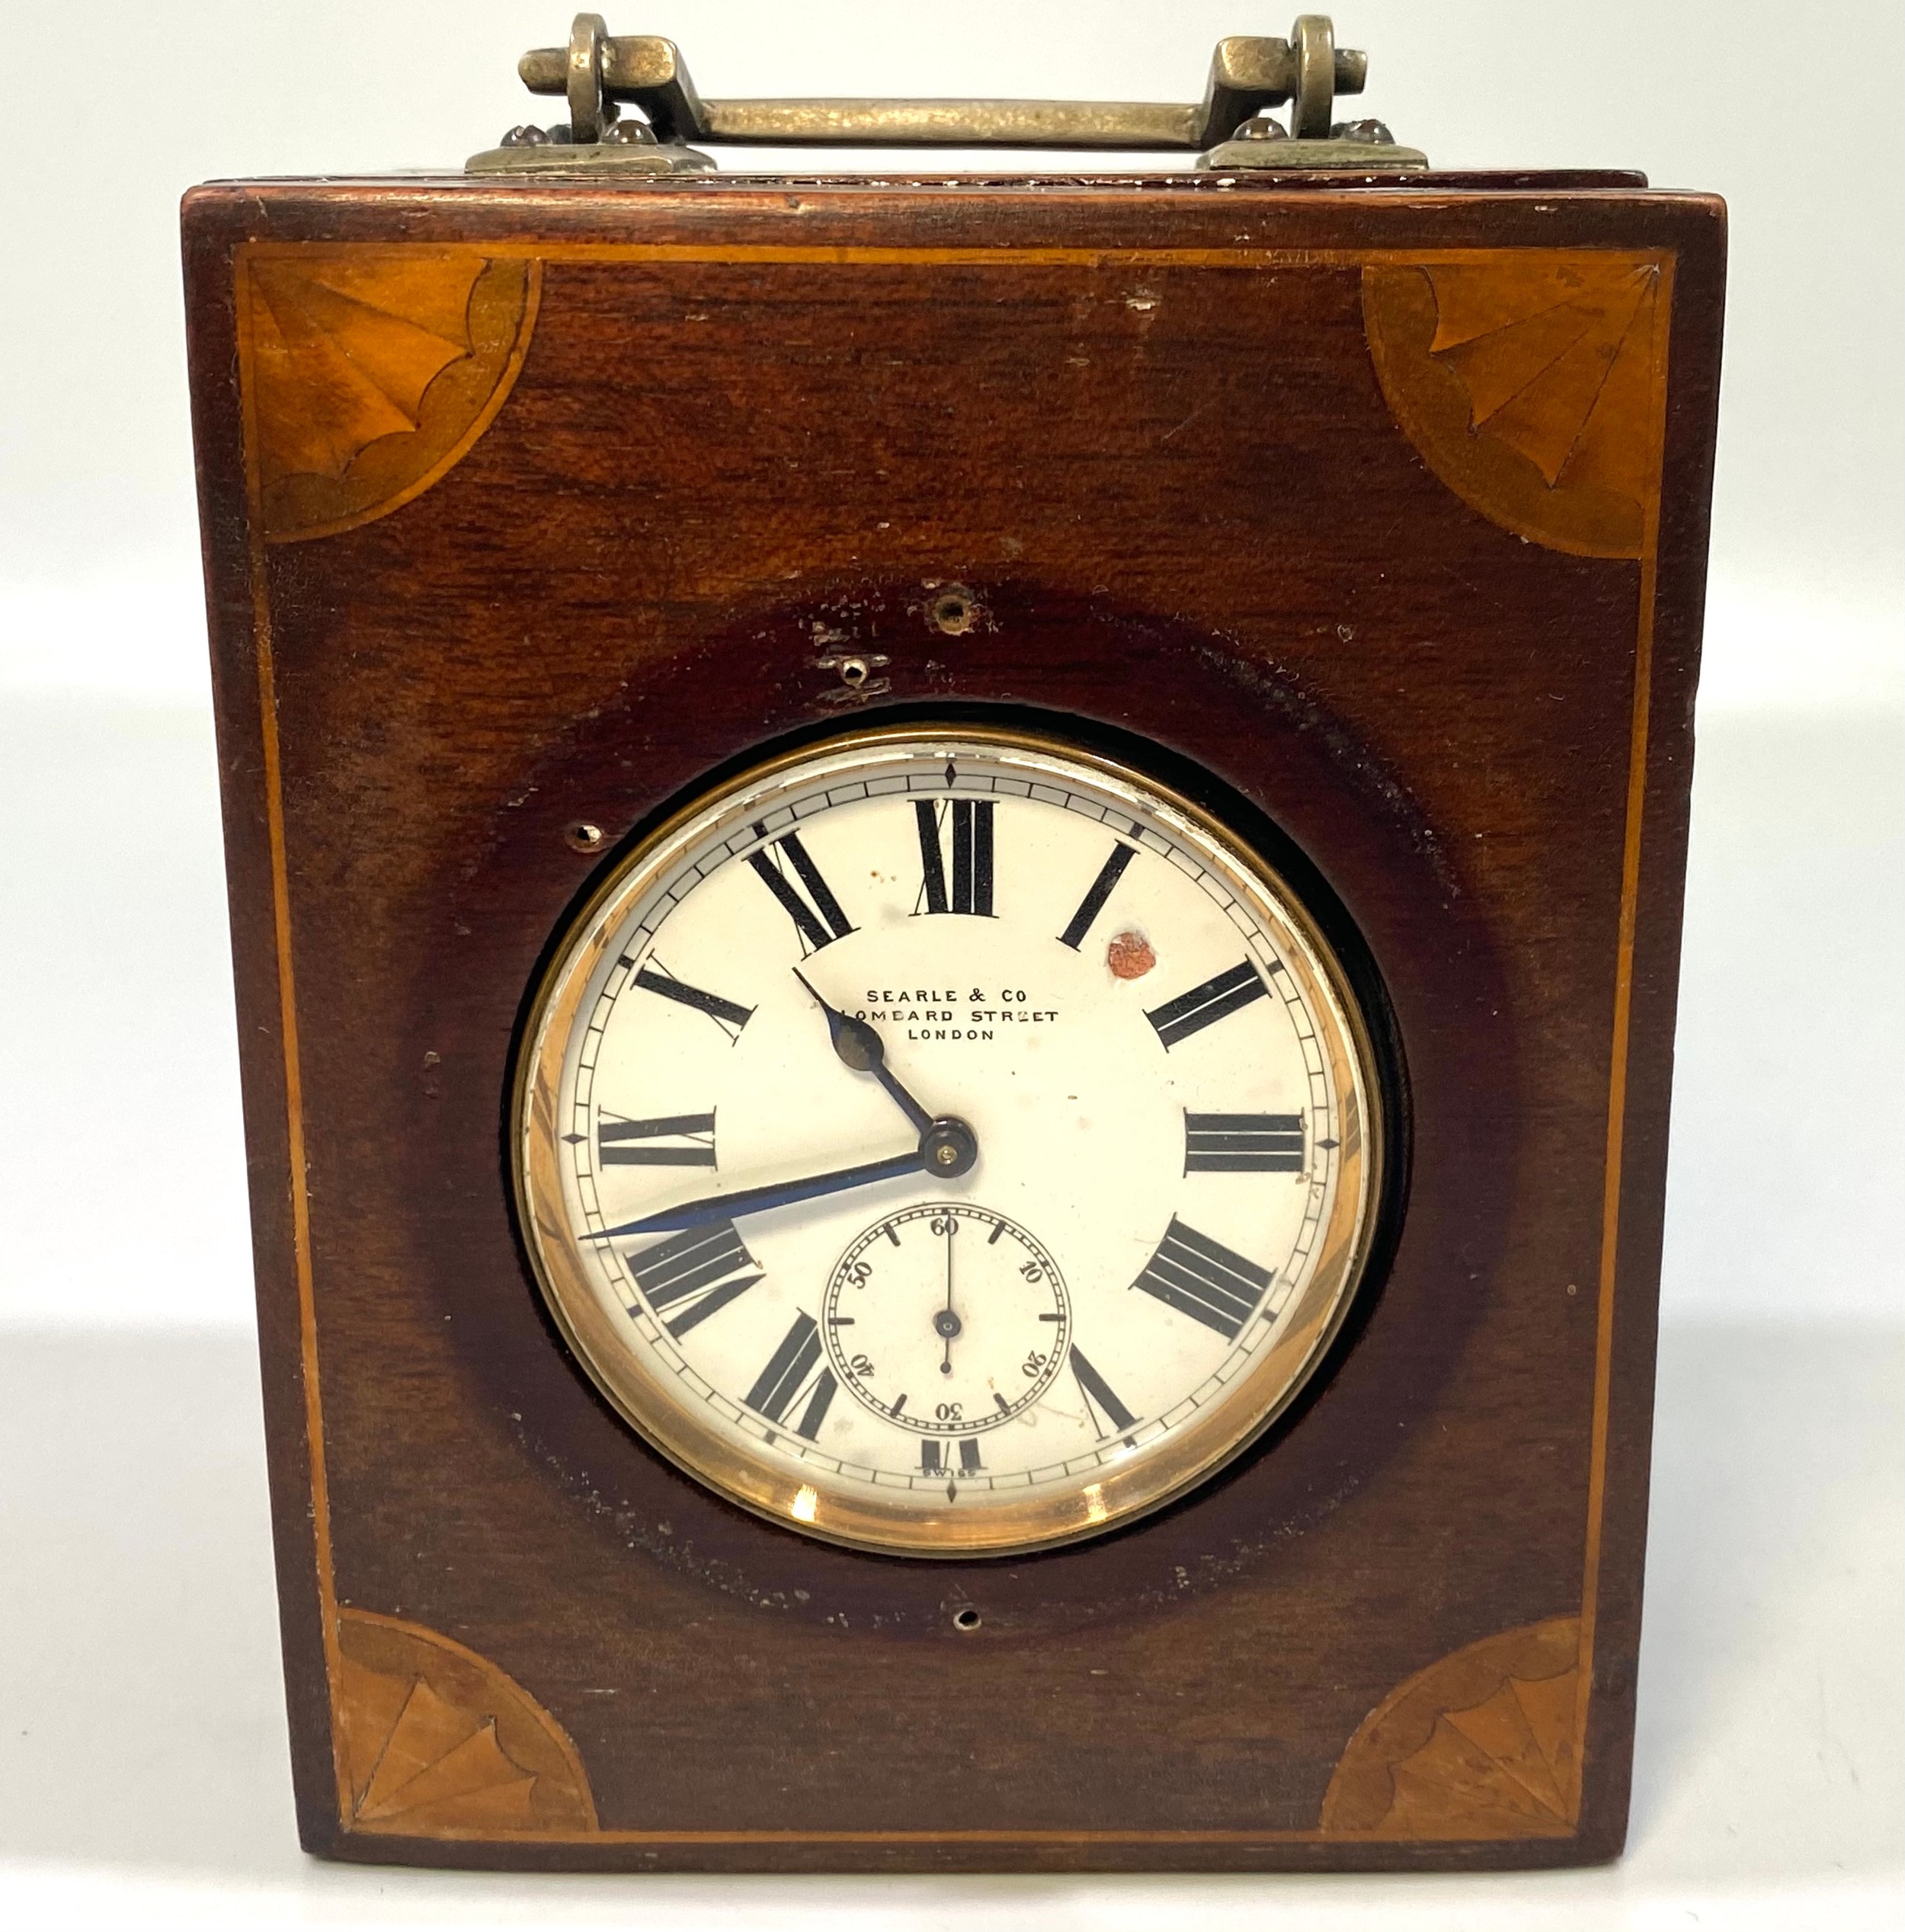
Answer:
180;10;1724;1876
514;725;1385;1556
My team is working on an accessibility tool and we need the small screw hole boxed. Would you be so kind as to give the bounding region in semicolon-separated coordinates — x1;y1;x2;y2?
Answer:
565;822;605;853
930;588;977;636
839;657;869;687
952;1607;982;1632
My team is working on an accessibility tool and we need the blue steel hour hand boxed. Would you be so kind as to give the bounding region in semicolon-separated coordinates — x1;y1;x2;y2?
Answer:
793;968;934;1134
587;986;979;1243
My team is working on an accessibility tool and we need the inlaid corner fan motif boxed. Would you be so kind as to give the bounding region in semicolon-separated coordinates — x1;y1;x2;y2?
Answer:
335;1609;595;1836
1363;254;1669;559
242;248;540;543
1321;1615;1583;1838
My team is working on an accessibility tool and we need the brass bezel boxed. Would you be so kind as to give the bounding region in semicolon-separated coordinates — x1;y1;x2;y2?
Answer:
511;721;1386;1558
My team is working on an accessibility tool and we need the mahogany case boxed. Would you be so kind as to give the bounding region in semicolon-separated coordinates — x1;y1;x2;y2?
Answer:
181;166;1725;1871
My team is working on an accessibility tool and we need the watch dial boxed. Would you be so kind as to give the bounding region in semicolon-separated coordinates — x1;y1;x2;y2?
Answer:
515;726;1384;1555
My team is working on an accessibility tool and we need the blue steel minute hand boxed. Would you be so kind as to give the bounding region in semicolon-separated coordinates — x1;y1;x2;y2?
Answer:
582;1148;926;1240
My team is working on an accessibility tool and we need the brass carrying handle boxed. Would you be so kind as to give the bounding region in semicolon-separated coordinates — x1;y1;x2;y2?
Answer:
519;13;1366;150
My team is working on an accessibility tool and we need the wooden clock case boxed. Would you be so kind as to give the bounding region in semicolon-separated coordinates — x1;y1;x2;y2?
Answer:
183;164;1724;1871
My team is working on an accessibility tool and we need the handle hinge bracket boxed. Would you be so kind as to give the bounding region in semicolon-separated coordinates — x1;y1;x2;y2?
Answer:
466;14;1426;176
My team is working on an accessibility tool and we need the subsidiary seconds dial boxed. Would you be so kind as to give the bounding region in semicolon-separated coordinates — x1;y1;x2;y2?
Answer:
514;724;1387;1556
824;1205;1071;1447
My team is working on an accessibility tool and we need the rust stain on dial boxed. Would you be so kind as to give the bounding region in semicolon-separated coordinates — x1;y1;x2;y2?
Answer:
1106;930;1156;979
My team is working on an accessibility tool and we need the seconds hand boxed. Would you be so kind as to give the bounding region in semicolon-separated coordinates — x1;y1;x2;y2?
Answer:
936;1216;961;1376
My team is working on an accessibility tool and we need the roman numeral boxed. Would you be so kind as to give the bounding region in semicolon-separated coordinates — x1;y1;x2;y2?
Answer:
914;799;995;916
1132;1217;1272;1339
1184;1112;1305;1173
1069;1345;1137;1437
748;829;856;953
743;1312;838;1439
1057;842;1136;949
597;1111;717;1167
629;958;754;1041
626;1220;761;1338
1145;960;1269;1049
920;1438;982;1474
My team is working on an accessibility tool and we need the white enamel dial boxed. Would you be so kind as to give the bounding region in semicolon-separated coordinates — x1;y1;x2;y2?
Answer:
515;725;1384;1556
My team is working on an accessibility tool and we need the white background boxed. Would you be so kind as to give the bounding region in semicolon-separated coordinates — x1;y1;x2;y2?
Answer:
0;1;1898;1927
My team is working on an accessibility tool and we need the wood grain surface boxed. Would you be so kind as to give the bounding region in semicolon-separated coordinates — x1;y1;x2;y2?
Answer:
181;169;1724;1872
